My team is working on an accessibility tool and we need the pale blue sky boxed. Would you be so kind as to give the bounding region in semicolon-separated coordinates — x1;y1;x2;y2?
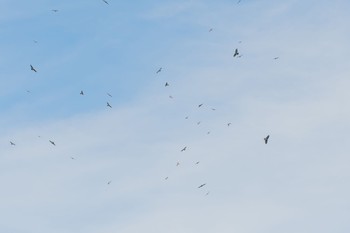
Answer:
1;0;350;232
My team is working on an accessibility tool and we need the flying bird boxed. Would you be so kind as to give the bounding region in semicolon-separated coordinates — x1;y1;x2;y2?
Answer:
165;177;168;180
196;161;200;164
107;93;112;97
274;57;279;60
107;102;112;108
176;162;180;166
209;28;213;32
156;67;162;74
102;0;109;4
51;9;58;12
10;141;15;146
80;90;84;95
165;82;169;87
49;140;56;146
227;123;231;127
181;146;187;152
264;135;270;144
198;103;203;108
107;180;112;185
197;121;201;125
198;183;206;188
169;95;173;99
30;65;37;72
70;157;75;160
233;49;239;57
185;116;189;119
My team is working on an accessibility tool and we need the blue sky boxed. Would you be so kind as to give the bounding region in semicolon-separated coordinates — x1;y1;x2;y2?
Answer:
1;0;350;232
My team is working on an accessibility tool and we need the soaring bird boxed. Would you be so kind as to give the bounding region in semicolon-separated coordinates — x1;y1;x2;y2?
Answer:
80;90;84;95
274;57;279;60
49;140;56;146
227;123;231;127
107;93;112;97
233;49;239;57
10;141;15;146
209;28;213;32
107;102;112;108
198;103;203;108
165;177;169;180
181;146;187;152
52;9;59;12
198;183;206;188
264;135;270;144
156;67;162;74
165;82;169;87
176;162;180;166
196;161;200;164
107;181;112;185
102;0;109;4
30;65;37;72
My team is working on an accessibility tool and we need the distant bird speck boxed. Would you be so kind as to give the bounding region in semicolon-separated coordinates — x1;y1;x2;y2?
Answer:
274;57;279;60
198;104;203;108
165;82;169;87
181;146;187;152
107;102;112;108
80;90;84;95
52;9;58;12
30;65;37;72
102;0;109;4
107;181;112;185
198;183;206;188
49;140;56;146
169;95;173;99
233;49;239;57
10;141;15;146
264;135;270;144
156;67;162;74
176;162;180;166
209;28;213;32
165;177;168;180
107;93;112;97
196;161;200;164
227;123;231;127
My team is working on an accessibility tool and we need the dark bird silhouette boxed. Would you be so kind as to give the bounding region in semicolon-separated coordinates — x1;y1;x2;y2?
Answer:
274;57;279;60
181;146;187;152
165;177;169;180
209;28;213;32
107;93;112;97
52;9;59;12
198;183;206;188
264;135;270;144
102;0;109;4
233;49;239;57
176;162;180;166
227;123;231;127
165;82;169;87
197;121;201;125
156;67;162;74
70;157;75;160
198;104;203;108
107;180;112;185
196;161;200;164
30;65;37;72
169;95;173;99
49;140;56;146
107;102;112;108
80;90;84;95
10;141;15;146
185;116;189;119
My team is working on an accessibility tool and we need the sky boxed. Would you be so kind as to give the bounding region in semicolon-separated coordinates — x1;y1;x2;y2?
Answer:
1;0;350;232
